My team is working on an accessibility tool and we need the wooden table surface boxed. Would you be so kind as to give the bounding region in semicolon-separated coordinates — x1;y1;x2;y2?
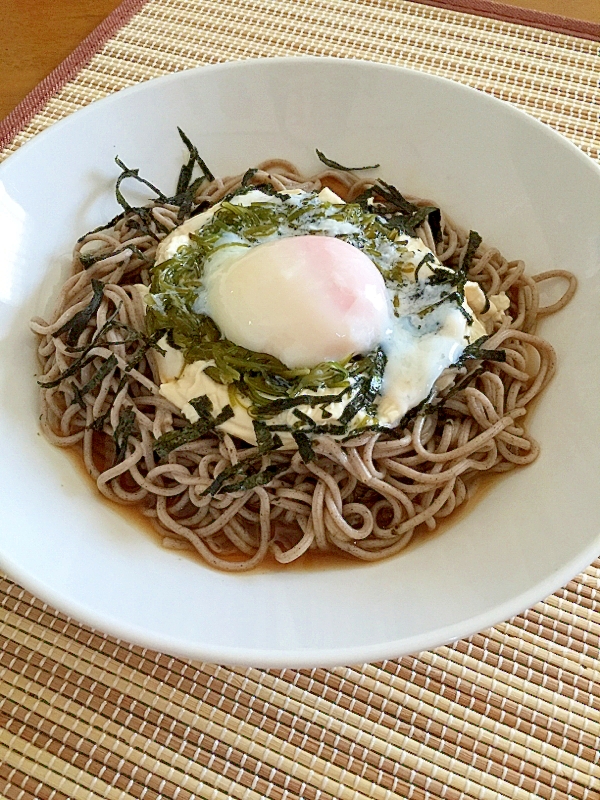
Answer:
1;0;599;123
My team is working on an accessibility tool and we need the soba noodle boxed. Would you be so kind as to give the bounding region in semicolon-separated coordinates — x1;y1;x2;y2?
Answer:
31;160;576;570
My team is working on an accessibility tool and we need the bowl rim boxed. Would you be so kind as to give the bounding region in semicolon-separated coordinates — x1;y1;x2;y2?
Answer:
2;55;600;668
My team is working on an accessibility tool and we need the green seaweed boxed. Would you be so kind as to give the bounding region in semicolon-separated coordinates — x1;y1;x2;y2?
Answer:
460;230;483;277
171;128;215;219
79;244;150;270
72;354;118;406
456;336;506;366
153;398;234;460
316;149;380;171
338;348;386;426
291;431;315;463
355;180;440;238
114;407;136;464
114;157;168;212
218;464;283;494
241;168;258;186
56;279;105;347
253;420;283;454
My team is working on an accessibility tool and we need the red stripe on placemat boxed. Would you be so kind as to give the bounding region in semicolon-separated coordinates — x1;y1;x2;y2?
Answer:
410;0;600;40
0;0;150;152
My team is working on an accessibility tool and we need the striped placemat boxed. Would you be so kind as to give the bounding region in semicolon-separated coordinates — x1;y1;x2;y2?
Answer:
1;2;599;798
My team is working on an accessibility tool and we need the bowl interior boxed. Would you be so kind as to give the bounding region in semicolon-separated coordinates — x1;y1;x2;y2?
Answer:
1;57;599;667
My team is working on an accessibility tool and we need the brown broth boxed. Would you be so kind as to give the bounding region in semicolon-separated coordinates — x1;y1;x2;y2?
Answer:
62;441;511;574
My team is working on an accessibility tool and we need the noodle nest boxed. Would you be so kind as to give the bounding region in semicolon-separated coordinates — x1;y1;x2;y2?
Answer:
32;160;576;571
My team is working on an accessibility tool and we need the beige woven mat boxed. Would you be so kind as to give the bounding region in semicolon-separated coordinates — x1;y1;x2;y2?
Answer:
1;1;599;798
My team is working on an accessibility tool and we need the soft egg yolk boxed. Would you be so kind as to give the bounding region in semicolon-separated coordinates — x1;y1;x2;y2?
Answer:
204;235;390;369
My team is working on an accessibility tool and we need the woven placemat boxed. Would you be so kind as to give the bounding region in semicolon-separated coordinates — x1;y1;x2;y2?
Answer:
1;1;599;798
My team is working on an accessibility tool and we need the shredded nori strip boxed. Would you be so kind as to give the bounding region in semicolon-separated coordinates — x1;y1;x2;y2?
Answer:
374;180;419;214
79;244;149;270
76;211;129;243
99;159;171;240
407;204;438;231
89;330;167;431
292;409;317;429
201;418;285;496
223;181;287;203
90;403;116;433
441;365;485;402
203;453;286;496
153;400;234;460
291;431;315;463
202;458;258;496
338;391;367;427
170;128;215;219
219;464;283;494
355;180;440;237
456;336;506;365
189;394;214;423
312;423;347;436
460;230;483;278
342;423;406;441
113;407;136;464
418;290;473;324
128;206;165;240
412;230;483;324
39;306;125;387
338;348;386;426
78;133;215;241
38;354;96;389
176;136;198;197
190;199;211;218
427;207;442;244
423;264;461;287
253;420;283;454
176;127;215;184
72;354;118;406
316;149;380;172
253;387;350;420
55;279;104;347
414;252;437;282
400;390;438;426
241;168;258;186
266;420;346;436
114;157;168;211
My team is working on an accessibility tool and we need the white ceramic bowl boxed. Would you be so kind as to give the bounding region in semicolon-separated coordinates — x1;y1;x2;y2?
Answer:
1;57;599;668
